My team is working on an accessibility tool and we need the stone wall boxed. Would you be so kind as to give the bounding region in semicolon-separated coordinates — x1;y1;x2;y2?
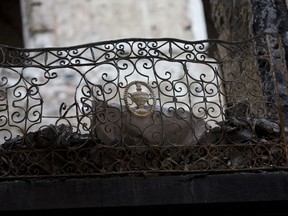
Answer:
20;0;207;48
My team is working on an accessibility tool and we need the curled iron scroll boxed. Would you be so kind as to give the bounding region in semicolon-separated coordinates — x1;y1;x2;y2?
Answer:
124;81;156;117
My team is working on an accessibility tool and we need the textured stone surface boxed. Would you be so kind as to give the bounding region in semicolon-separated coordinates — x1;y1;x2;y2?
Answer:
251;0;288;131
20;0;206;48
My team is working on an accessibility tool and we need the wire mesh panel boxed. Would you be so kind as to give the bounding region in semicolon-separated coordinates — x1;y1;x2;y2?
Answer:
0;33;287;178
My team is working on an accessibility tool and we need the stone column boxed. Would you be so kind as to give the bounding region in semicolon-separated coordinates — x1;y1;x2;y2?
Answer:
208;0;288;138
252;0;288;134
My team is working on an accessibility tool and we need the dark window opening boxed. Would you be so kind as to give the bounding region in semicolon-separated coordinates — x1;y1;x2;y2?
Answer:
0;0;24;47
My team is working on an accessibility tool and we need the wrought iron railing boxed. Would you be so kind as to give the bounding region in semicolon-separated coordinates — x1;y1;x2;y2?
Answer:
0;33;287;179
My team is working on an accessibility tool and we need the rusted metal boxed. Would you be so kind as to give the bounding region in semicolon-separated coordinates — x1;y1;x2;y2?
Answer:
0;33;287;179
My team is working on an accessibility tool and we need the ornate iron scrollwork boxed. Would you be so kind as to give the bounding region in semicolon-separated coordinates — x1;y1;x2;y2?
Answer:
0;33;287;178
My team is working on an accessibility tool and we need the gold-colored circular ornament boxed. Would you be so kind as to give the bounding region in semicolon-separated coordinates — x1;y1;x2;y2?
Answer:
124;81;156;117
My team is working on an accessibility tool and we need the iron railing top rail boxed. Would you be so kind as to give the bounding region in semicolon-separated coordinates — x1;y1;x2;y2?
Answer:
0;34;273;68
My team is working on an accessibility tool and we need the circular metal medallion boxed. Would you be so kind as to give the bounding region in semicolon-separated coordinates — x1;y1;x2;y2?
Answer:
124;81;156;117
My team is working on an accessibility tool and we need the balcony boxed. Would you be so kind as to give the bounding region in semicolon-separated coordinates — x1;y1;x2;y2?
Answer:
0;33;287;180
1;32;288;214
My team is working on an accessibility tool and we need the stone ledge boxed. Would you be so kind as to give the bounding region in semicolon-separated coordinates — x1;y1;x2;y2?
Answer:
1;171;288;212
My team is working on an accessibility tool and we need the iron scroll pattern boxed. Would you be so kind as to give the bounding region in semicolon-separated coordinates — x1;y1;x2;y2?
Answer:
0;34;287;178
